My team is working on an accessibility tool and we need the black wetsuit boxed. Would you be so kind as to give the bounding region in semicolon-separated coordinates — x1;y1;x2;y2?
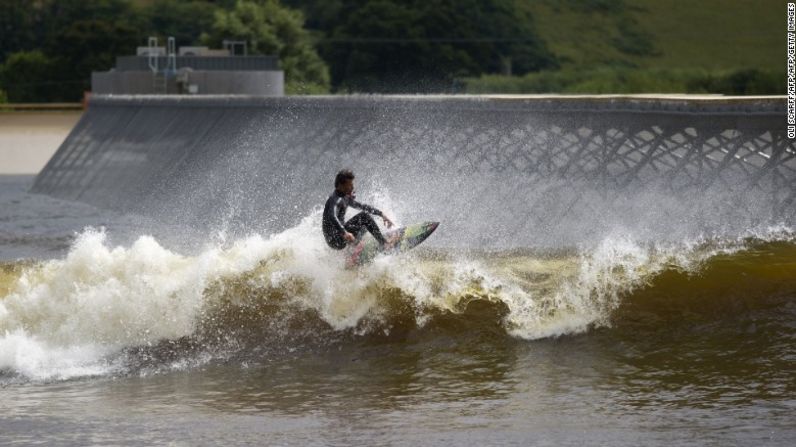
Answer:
322;190;387;250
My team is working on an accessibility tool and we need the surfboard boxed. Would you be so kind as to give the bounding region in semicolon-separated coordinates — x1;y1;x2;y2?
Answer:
345;221;439;268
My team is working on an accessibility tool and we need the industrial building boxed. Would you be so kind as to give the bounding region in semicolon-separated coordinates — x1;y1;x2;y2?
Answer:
91;37;284;95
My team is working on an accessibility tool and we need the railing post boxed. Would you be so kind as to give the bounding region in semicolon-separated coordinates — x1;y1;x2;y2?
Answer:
147;37;158;73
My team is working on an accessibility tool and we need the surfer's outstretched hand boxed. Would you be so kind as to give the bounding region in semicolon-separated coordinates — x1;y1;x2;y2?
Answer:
382;216;394;228
344;232;356;243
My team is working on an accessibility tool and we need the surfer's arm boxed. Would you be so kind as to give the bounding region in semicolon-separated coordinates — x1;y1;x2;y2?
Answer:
350;199;383;217
349;199;393;228
350;199;393;228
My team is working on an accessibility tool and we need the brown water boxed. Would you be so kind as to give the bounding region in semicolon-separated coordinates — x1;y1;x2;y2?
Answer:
0;175;794;445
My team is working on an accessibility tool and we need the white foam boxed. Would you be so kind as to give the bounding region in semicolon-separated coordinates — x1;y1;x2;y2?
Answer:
1;215;791;380
0;219;331;380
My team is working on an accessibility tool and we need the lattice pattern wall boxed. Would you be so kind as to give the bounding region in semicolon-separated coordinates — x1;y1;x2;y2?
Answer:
32;96;795;245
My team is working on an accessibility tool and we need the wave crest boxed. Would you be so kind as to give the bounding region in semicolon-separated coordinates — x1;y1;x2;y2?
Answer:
1;222;794;381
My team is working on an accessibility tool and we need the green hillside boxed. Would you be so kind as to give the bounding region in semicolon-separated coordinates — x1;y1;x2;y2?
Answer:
464;0;784;93
523;0;782;71
1;0;786;98
631;0;782;71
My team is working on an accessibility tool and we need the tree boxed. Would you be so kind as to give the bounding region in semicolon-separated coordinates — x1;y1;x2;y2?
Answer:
28;0;143;101
314;0;558;92
202;0;330;94
45;19;140;101
143;0;219;46
0;0;37;64
282;0;343;33
0;51;58;102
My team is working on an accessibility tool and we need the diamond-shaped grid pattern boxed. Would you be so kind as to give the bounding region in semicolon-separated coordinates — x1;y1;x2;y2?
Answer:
32;96;796;230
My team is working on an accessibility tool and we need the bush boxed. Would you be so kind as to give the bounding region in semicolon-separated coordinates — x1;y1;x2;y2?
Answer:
461;67;784;95
687;68;783;95
613;17;657;57
0;51;58;102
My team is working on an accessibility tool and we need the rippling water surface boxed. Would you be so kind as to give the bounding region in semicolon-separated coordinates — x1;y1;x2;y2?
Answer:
1;175;794;446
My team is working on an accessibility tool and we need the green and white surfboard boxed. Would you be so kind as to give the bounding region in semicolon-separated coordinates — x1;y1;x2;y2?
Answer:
345;221;439;268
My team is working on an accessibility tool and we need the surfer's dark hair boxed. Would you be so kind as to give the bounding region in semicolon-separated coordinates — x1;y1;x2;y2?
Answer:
335;169;355;187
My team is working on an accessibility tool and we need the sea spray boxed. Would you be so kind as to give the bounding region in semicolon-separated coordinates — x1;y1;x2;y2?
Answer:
1;217;794;381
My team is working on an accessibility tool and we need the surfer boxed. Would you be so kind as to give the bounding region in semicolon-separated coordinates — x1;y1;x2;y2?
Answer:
323;169;398;250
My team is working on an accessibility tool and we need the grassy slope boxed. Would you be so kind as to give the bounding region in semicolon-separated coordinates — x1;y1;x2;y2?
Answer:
523;0;783;71
635;0;782;70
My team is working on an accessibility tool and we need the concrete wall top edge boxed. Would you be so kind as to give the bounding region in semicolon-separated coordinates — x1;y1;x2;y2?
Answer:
87;94;786;115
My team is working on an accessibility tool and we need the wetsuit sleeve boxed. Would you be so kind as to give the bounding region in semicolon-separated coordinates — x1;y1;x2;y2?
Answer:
350;199;383;217
324;196;346;233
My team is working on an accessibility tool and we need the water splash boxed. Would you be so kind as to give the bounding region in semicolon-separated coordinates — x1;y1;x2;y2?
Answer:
1;216;793;381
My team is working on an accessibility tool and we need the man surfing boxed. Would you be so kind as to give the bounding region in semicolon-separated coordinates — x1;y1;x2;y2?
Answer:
322;169;398;250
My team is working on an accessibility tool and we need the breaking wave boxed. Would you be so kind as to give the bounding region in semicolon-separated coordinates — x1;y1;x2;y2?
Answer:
0;212;794;382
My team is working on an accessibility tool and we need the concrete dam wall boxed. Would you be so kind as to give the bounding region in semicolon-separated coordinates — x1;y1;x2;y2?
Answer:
32;95;795;248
